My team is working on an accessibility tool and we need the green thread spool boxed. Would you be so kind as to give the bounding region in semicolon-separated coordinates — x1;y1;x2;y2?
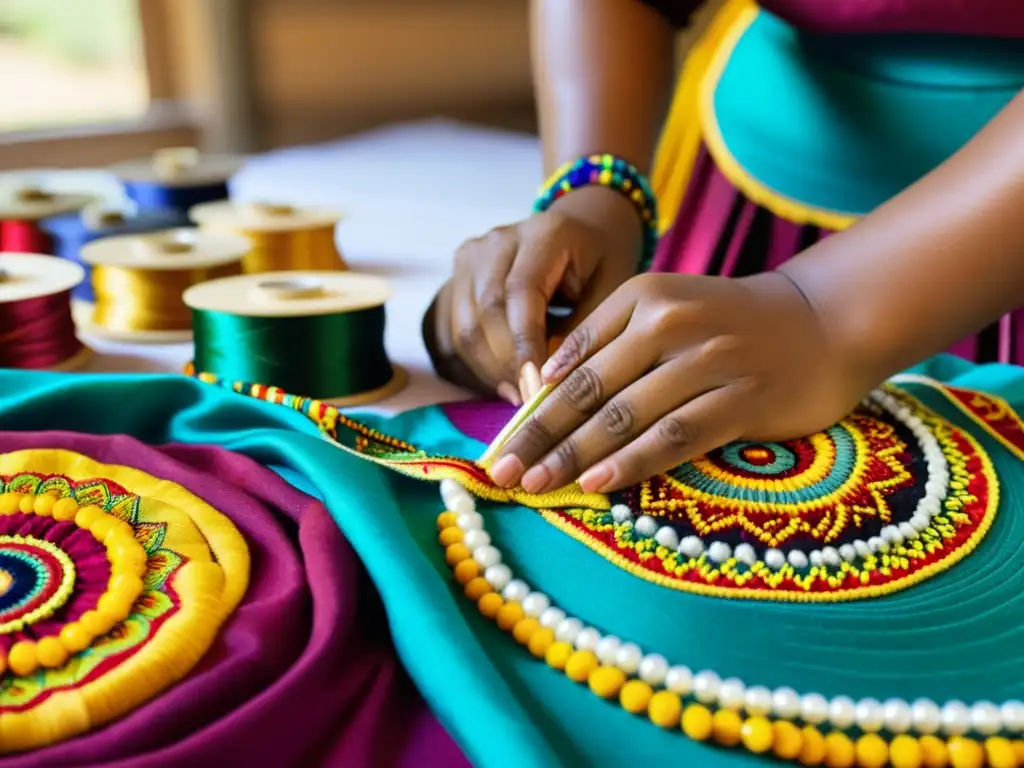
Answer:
182;271;407;405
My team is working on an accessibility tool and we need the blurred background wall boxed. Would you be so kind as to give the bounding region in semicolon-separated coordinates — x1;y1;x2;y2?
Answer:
0;0;722;168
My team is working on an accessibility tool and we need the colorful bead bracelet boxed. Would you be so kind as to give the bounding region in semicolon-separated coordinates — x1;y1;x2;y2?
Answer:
533;154;660;272
0;492;148;677
436;480;1024;768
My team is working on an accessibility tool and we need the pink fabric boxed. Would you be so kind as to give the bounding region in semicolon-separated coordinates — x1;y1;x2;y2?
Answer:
758;0;1024;38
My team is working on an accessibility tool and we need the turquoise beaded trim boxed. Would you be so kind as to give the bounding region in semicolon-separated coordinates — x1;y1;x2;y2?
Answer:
533;154;660;272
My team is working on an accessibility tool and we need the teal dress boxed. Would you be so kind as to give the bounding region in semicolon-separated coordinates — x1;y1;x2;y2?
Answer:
2;355;1022;766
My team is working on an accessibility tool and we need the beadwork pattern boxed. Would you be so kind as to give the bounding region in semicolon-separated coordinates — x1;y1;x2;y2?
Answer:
0;451;248;754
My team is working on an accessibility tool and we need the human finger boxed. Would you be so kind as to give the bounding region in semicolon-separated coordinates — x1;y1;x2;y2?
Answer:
449;258;509;390
489;326;661;488
472;233;520;386
518;353;724;494
577;384;749;493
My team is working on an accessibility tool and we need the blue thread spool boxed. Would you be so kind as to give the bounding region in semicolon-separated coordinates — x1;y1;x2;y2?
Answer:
109;147;243;219
41;203;188;303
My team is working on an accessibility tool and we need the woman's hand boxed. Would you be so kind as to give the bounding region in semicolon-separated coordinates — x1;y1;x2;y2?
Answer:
424;186;643;404
487;270;874;494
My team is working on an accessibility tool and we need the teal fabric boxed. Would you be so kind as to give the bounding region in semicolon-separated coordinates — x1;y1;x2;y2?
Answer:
1;358;1023;767
712;11;1024;216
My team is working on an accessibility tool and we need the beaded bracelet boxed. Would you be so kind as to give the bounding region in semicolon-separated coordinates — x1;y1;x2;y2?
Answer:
533;154;659;272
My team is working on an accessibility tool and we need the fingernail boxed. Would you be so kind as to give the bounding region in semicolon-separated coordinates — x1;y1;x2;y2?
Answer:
540;358;561;382
521;465;552;494
489;455;523;488
578;464;613;494
521;362;542;399
496;382;521;406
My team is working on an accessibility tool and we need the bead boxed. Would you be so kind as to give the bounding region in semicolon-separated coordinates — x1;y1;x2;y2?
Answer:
941;701;972;736
554;617;583;644
8;641;38;677
614;642;642;675
526;627;555;659
854;733;889;768
810;551;824;568
444;543;471;566
436;511;458;530
35;636;68;669
462;529;490;550
823;731;855;768
496;601;524;631
58;622;91;654
708;541;731;563
969;701;1002;736
464;577;492;601
564;650;599;683
745;686;774;717
946;736;984;768
521;592;551;618
90;515;118;542
439;479;465;507
712;709;743;747
1001;701;1024;733
455;511;483;531
97;591;135;621
821;547;841;568
654;526;679;550
741;716;774;754
765;549;786;570
588;666;626;699
0;493;22;514
889;735;924;768
610;504;632;523
855;698;885;732
911;699;943;735
620;680;653;714
511;617;539;645
539;607;566;630
800;726;828;766
18;494;36;513
734;543;757;566
919;735;949;768
883;698;914;733
665;665;694;696
594;635;621;665
648;691;682;729
80;609;116;637
477;592;503;619
828;696;857;730
788;549;809;569
454;559;480;585
33;494;56;517
717;678;746;710
544;641;573;670
634;515;658;537
772;720;803;760
679;536;704;558
985;737;1017;768
773;687;802;719
438;527;463;546
501;579;529;603
75;505;104;529
483;563;511;590
682;704;715;741
449;493;475;517
802;693;831;725
693;670;721;704
638;653;669;686
472;545;501;568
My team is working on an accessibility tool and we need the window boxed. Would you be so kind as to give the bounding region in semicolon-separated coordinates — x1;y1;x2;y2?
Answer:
0;0;148;132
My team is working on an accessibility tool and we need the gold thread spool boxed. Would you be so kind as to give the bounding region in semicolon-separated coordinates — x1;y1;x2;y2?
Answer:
78;227;251;343
182;271;407;406
0;254;91;371
189;200;347;273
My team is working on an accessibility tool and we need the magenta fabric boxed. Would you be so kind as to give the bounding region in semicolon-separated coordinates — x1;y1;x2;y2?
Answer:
0;431;467;768
441;402;517;446
650;145;1024;365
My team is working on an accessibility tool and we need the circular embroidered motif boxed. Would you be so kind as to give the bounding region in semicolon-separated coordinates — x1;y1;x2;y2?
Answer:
0;450;249;754
540;387;999;601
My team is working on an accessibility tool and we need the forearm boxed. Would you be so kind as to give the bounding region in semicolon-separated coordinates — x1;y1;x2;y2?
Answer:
531;0;679;176
780;90;1024;382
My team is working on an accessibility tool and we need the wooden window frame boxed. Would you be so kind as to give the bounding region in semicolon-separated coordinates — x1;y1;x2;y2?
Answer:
0;0;254;171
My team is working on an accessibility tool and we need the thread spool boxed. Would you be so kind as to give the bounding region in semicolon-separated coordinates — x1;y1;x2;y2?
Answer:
0;253;90;370
182;271;407;405
42;200;188;310
109;147;243;217
0;186;96;254
79;227;250;343
190;200;347;273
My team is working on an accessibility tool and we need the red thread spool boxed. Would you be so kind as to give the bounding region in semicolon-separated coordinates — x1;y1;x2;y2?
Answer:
0;254;89;370
0;186;95;254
